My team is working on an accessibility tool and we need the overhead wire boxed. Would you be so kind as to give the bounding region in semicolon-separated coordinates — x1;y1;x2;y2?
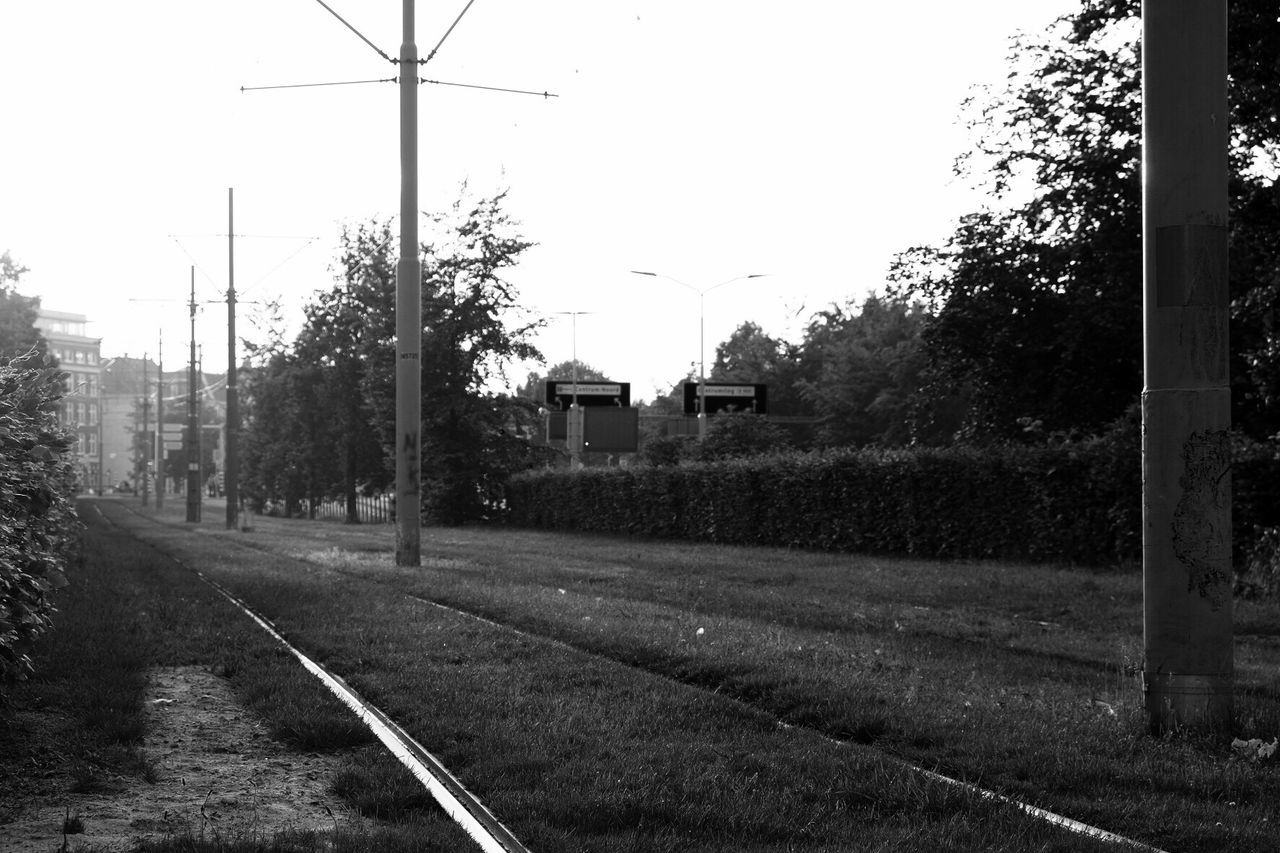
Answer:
242;77;395;92
423;0;478;65
311;0;394;63
421;77;557;98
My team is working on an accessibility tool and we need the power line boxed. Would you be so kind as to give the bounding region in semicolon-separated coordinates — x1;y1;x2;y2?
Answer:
421;78;558;98
246;239;320;295
424;0;477;65
241;77;395;93
311;0;393;64
169;237;222;293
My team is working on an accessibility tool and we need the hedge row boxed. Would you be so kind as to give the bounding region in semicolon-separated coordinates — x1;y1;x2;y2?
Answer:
504;439;1280;569
0;350;78;680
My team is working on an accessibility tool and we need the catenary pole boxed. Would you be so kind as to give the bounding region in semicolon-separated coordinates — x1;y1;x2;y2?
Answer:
395;0;422;565
186;267;201;523
1141;0;1232;733
156;331;164;511
226;188;240;529
141;354;150;507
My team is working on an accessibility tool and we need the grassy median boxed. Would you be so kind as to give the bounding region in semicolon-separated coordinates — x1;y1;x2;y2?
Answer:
82;497;1280;852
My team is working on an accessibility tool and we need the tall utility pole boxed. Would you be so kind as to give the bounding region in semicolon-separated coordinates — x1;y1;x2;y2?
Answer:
226;188;240;530
186;267;201;523
395;0;422;566
156;331;164;511
141;355;150;507
1142;0;1232;733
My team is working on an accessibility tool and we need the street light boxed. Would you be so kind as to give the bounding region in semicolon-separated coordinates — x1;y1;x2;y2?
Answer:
630;270;767;438
550;310;593;467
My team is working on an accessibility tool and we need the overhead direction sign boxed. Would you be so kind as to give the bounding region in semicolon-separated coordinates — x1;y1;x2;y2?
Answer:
544;380;630;409
683;382;768;415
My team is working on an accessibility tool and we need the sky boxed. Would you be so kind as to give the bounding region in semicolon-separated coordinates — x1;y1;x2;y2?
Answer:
2;1;1079;402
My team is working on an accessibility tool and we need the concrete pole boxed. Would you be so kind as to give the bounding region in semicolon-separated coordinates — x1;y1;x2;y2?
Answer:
186;267;201;523
395;0;422;566
226;188;240;529
142;354;150;507
1142;0;1232;734
156;331;164;511
698;292;707;439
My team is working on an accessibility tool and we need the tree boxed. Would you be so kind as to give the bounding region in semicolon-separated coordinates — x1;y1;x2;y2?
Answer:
0;251;46;363
796;294;938;447
517;360;611;402
242;190;552;524
889;1;1280;441
294;220;395;521
710;322;809;417
355;191;550;523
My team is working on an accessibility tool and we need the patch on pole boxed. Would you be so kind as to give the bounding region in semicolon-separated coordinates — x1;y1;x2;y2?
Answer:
1171;429;1231;610
1155;225;1228;308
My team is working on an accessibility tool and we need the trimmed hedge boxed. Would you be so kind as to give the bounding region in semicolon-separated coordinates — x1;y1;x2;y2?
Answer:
0;350;78;681
504;437;1280;569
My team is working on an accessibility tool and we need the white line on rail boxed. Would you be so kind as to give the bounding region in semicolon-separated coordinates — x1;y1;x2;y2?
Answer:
187;567;530;853
97;503;526;852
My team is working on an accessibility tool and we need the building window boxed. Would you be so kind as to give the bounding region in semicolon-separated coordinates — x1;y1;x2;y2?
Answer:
86;433;98;455
88;405;98;426
74;351;85;364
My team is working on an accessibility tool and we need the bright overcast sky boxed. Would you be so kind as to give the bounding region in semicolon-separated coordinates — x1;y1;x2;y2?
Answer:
2;1;1078;401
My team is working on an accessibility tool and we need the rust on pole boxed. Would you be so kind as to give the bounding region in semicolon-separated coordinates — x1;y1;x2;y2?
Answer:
1141;0;1232;733
395;0;422;565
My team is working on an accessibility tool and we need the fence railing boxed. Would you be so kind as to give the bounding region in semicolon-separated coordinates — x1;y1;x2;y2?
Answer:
313;493;393;524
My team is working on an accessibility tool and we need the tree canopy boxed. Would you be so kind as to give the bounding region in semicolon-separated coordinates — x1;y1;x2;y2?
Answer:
888;0;1280;441
240;190;552;523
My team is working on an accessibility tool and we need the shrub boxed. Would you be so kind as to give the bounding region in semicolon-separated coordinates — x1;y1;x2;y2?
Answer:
505;406;1280;573
0;349;78;681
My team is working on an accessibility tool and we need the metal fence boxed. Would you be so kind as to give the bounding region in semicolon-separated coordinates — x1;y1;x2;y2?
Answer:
314;493;393;524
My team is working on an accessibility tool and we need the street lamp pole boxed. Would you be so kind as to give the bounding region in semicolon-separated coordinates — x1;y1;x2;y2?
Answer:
630;270;766;438
552;311;593;467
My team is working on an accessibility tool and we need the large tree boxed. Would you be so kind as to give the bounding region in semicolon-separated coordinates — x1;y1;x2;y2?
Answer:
889;0;1280;441
242;190;551;524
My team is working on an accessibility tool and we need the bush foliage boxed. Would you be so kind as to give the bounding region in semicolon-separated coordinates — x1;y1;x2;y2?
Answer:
506;420;1280;570
0;350;78;681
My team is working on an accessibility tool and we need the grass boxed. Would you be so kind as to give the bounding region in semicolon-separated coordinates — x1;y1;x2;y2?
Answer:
0;500;482;852
13;495;1280;850
92;498;1280;852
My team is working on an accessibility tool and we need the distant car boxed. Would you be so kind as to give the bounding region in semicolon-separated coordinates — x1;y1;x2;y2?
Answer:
116;481;135;494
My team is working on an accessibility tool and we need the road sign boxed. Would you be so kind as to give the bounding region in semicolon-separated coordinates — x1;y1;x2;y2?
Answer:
683;382;768;415
583;407;639;453
544;380;630;409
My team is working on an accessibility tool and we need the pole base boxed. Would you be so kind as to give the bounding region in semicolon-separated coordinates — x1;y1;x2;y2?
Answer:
1143;671;1232;735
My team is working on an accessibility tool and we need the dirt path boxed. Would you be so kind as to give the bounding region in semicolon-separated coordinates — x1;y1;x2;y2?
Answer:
1;666;355;852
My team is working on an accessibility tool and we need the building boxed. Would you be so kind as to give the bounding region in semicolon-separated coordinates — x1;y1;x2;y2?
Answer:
34;310;102;491
99;356;227;496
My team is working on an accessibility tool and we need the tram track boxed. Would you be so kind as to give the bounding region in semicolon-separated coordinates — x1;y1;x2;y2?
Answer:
94;499;1170;852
